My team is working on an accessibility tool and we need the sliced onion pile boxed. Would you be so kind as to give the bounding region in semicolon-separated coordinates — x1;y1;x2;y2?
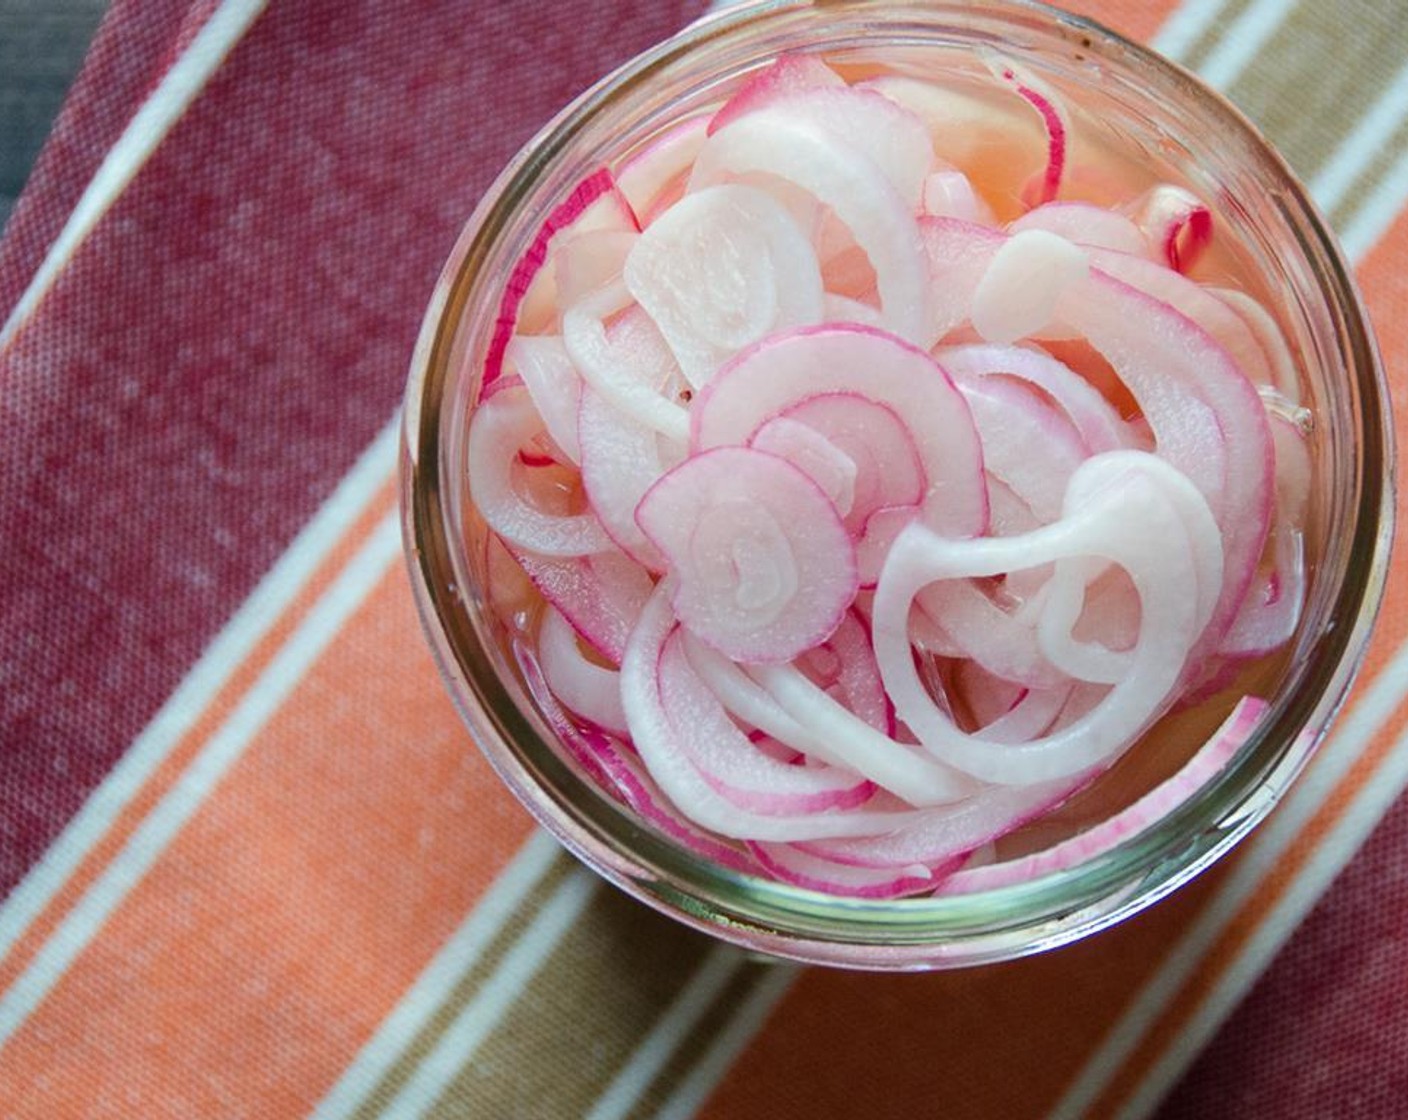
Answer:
466;54;1310;897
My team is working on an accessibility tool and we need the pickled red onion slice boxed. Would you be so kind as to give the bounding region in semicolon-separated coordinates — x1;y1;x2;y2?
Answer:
510;545;653;664
679;628;953;810
912;579;1063;689
795;773;1078;870
923;169;994;224
938;696;1266;893
554;228;639;311
577;388;678;570
1064;271;1273;652
485;169;634;388
538;606;629;735
1009;201;1147;255
920;216;1006;342
873;453;1222;784
681;635;840;760
747;841;954;899
691;111;930;344
1221;411;1311;655
938;343;1136;455
507;335;584;465
707;53;846;136
617;115;709;221
749;659;976;805
766;392;925;542
466;386;613;557
657;631;873;815
972;228;1090;345
861;73;1048;220
958;372;1090;521
814;611;891;734
1212;287;1302;403
563;281;689;442
682;612;892;756
524;654;760;874
692;325;987;541
750;415;858;516
1220;526;1305;657
621;587;921;841
1125;184;1213;273
1083;246;1280;397
635;446;859;663
623;184;824;388
988;59;1069;206
710;56;935;208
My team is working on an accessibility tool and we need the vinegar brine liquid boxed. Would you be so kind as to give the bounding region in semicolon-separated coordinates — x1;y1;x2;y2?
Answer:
461;44;1316;897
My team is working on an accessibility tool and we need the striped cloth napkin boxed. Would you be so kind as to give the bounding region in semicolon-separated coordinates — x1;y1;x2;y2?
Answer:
1;1;1404;1116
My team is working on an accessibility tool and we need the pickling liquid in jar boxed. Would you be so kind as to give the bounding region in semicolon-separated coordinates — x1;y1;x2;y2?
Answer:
461;40;1320;899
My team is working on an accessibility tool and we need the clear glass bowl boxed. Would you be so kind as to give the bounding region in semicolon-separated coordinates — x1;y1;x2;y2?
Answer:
400;0;1394;969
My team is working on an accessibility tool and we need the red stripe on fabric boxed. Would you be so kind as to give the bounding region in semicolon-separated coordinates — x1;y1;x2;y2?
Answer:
0;0;706;898
1157;800;1408;1119
0;0;195;322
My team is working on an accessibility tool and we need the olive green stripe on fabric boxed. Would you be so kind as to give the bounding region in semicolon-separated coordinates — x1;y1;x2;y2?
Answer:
622;959;783;1120
346;852;578;1120
421;885;720;1120
1173;0;1261;72
1322;112;1408;233
1219;0;1406;187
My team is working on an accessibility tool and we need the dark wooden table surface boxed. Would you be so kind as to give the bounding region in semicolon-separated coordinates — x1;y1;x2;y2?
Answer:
0;0;107;231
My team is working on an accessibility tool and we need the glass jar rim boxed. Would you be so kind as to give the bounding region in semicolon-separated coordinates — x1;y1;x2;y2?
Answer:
401;0;1395;968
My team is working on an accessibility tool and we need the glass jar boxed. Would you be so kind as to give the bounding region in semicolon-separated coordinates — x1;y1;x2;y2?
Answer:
400;0;1394;969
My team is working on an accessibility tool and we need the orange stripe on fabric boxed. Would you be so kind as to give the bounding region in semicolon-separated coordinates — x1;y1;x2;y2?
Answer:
0;477;399;995
695;863;1231;1120
1307;199;1408;691
1055;0;1174;45
0;564;530;1119
1074;199;1408;1117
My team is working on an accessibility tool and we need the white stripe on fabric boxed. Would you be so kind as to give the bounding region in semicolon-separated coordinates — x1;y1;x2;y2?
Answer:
1150;0;1236;61
653;963;800;1120
584;945;748;1120
1195;0;1298;90
0;414;398;968
0;0;270;350
1310;55;1408;214
0;511;403;1051
307;830;565;1120
374;869;600;1120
